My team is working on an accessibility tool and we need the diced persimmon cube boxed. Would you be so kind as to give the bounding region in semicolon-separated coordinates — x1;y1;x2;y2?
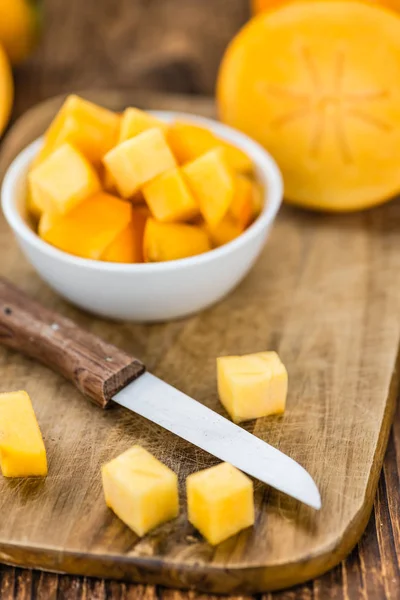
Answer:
187;462;254;545
101;165;117;194
100;164;145;202
0;391;47;478
26;186;42;219
207;216;243;247
135;204;152;219
233;176;264;223
101;445;179;537
252;352;288;414
29;143;101;215
251;181;264;218
143;219;211;262
35;115;83;166
182;148;234;227
167;121;217;164
119;108;167;143
230;175;254;229
39;192;132;260
37;212;53;237
167;121;254;173
217;352;288;423
205;176;262;246
222;143;254;175
143;167;199;223
103;128;177;198
131;190;147;205
101;208;148;263
34;95;120;166
101;224;138;263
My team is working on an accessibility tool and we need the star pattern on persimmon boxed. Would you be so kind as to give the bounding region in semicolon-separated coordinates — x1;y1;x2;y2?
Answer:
258;46;392;163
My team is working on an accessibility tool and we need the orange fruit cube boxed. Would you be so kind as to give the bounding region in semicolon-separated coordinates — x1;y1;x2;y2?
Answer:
251;180;263;218
34;95;120;167
206;216;243;247
39;192;132;260
135;204;152;219
29;143;101;215
100;163;144;204
167;121;216;164
119;107;167;143
37;212;54;237
167;121;253;173
0;391;47;478
101;207;148;263
143;167;199;223
143;219;211;262
230;175;255;229
100;164;117;194
217;352;288;423
205;176;264;247
103;128;177;199
186;462;254;545
222;143;254;175
101;446;179;537
182;148;235;227
26;185;42;220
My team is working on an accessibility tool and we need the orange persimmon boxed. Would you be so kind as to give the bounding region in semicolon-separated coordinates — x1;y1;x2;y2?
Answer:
0;45;12;139
251;0;400;16
251;0;287;13
218;1;400;212
0;0;41;65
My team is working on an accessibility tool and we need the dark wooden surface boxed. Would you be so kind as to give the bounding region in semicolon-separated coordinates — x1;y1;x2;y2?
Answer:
0;0;399;598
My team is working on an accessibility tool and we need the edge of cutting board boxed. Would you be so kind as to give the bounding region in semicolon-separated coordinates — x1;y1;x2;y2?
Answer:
0;388;397;599
0;90;399;594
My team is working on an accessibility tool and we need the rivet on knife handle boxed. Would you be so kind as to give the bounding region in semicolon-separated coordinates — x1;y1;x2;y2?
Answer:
0;277;145;408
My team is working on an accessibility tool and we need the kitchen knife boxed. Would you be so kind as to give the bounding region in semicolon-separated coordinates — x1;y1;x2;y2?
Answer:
0;277;321;510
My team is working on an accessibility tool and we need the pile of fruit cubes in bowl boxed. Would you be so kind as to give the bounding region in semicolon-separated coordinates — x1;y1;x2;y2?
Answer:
27;96;263;263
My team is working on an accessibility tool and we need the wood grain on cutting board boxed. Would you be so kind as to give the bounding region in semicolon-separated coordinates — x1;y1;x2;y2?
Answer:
0;92;399;594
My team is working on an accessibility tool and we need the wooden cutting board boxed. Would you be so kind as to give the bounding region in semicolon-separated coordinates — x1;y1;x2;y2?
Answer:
0;91;399;595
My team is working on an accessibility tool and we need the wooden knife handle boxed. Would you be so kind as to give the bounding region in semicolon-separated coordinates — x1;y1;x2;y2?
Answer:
0;277;146;408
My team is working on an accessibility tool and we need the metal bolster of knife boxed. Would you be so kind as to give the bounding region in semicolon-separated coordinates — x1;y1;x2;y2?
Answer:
0;277;146;408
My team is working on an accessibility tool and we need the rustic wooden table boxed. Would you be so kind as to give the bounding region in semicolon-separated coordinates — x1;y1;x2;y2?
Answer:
1;1;399;598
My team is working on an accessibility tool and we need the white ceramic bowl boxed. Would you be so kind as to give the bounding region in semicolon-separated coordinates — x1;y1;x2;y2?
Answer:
2;111;283;322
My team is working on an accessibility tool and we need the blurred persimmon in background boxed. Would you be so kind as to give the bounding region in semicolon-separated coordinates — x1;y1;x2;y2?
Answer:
220;1;400;212
0;0;42;65
0;45;13;138
0;0;42;137
252;0;400;13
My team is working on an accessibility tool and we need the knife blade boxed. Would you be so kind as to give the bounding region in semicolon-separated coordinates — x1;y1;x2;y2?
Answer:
0;277;321;510
115;372;321;509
